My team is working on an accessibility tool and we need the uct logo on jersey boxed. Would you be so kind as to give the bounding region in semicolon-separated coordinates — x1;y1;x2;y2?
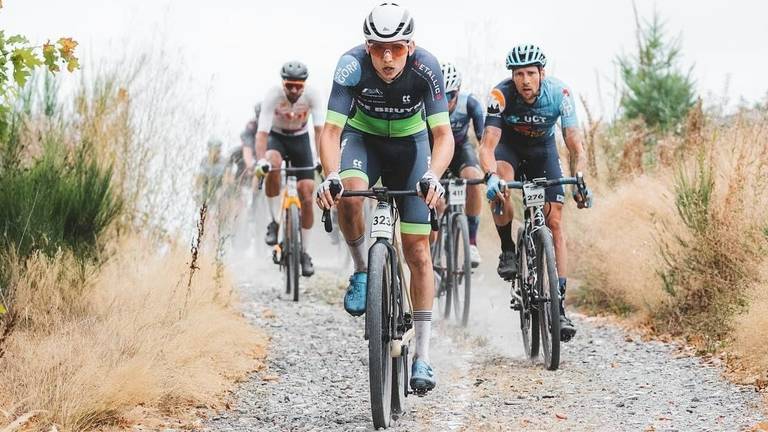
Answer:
487;88;506;115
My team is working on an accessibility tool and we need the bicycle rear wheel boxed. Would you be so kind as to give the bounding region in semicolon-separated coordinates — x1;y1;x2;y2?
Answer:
451;214;471;327
367;242;394;429
535;228;560;370
517;227;539;359
288;205;301;302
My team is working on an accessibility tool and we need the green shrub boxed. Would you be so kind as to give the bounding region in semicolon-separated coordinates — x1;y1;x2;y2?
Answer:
0;139;122;261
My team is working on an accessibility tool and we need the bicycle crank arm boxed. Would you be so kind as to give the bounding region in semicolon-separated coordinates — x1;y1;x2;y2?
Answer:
390;328;415;357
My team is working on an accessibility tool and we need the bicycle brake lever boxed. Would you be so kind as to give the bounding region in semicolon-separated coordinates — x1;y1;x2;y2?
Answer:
323;180;343;233
429;208;439;232
322;210;333;233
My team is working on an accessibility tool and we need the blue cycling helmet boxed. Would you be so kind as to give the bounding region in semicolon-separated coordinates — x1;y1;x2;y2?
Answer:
506;44;547;70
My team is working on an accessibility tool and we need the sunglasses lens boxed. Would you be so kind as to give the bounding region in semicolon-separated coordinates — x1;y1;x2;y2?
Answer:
284;82;304;91
369;43;408;58
446;91;457;100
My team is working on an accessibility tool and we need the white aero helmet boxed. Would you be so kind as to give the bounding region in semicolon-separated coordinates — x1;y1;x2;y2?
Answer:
363;3;415;43
506;44;547;70
441;62;462;93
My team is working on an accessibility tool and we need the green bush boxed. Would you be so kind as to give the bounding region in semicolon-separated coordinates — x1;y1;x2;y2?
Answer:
0;138;122;261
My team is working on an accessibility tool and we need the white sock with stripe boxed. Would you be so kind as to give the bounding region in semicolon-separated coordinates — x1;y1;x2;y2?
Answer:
413;310;432;364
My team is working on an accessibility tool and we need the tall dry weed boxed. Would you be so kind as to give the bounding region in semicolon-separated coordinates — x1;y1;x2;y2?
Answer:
655;114;768;348
568;173;675;316
0;237;265;431
572;107;768;357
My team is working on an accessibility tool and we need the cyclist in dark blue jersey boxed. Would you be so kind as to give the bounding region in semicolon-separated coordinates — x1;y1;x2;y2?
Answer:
478;44;592;342
315;3;455;393
437;62;485;267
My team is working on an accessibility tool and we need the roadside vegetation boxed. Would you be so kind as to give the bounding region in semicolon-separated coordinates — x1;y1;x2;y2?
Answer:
0;14;264;431
568;10;768;383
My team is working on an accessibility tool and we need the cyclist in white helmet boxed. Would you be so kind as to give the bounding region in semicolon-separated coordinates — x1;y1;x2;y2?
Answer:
245;62;325;277
479;44;592;342
315;2;454;393
431;62;486;267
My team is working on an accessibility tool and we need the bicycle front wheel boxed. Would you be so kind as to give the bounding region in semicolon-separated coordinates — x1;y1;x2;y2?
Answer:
535;228;560;370
451;214;471;327
287;205;301;302
367;241;394;429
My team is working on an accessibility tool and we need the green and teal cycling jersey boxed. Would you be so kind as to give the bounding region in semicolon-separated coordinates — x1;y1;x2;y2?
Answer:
326;45;450;138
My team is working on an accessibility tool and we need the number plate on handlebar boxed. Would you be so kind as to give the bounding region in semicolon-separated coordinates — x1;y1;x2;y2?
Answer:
370;201;394;240
523;184;546;208
447;182;467;206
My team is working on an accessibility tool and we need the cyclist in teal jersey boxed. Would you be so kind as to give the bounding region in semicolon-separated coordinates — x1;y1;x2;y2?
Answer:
479;44;592;342
315;3;454;393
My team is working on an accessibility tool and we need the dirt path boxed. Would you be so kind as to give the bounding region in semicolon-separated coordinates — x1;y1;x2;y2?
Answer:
206;220;765;431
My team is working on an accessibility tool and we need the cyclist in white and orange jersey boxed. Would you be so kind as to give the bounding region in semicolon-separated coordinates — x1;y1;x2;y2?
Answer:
244;61;324;277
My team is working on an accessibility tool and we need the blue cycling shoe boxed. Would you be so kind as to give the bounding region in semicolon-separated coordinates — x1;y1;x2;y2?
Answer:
343;272;367;316
410;358;436;393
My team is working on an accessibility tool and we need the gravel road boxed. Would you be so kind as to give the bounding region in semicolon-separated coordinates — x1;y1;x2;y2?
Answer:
206;222;765;432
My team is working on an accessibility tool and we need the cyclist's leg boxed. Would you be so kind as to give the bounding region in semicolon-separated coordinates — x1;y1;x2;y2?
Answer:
265;132;286;220
493;139;519;278
456;143;484;264
338;128;381;315
264;132;286;246
382;130;436;390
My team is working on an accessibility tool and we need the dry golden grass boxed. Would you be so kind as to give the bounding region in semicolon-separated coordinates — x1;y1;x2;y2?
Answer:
568;172;675;317
732;265;768;378
0;237;265;431
570;107;768;375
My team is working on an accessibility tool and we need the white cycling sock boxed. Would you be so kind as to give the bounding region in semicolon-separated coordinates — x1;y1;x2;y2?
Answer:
267;196;280;221
301;228;311;252
346;235;367;273
413;310;432;364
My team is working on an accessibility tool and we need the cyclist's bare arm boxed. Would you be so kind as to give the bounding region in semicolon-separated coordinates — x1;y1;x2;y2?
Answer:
242;140;255;168
314;125;323;161
429;123;454;178
563;126;586;177
317;122;343;208
479;125;502;174
255;131;269;161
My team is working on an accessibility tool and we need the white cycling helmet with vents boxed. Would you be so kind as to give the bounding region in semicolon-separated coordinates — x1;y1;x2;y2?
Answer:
506;44;547;69
441;62;462;93
363;3;415;43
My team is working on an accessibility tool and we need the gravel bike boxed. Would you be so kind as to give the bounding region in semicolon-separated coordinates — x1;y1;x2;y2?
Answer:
260;164;317;302
431;176;484;326
322;180;437;429
501;174;587;371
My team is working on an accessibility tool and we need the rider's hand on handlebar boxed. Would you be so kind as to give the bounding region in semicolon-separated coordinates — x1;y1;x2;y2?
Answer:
573;186;593;209
416;170;444;209
485;173;507;202
254;159;271;177
315;171;342;210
